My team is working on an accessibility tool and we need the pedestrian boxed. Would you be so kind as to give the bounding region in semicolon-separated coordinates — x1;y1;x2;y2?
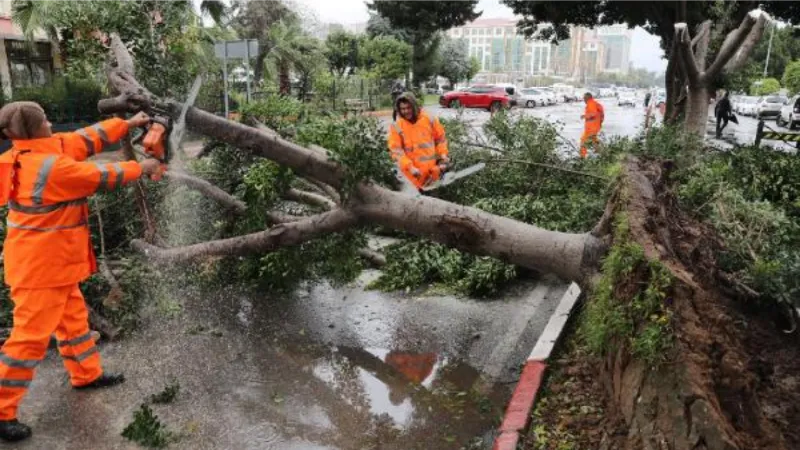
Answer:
387;92;449;192
0;102;162;442
580;92;605;158
715;90;733;138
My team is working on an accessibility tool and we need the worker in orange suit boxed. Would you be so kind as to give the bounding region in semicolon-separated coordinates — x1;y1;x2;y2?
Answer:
580;92;605;158
387;92;449;191
0;102;161;442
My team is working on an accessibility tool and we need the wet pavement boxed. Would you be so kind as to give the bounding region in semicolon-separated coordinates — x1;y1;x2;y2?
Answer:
420;101;797;154
16;271;568;449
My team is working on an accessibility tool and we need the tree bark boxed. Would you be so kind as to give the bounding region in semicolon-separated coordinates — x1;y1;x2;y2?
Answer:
131;209;358;263
105;34;605;286
164;171;247;214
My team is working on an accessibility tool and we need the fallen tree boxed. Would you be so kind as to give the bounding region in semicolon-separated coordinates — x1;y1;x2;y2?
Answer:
99;32;799;449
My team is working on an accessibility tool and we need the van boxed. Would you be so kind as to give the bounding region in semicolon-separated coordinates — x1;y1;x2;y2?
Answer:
493;83;520;106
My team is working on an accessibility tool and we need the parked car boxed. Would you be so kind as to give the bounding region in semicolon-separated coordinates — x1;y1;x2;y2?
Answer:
618;92;636;107
777;95;800;129
735;96;759;116
536;87;558;105
519;88;550;107
756;95;788;119
439;85;513;111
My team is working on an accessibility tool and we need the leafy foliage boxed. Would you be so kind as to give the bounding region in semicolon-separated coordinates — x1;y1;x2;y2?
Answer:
325;30;361;77
581;216;674;368
678;146;800;308
750;77;782;96
437;37;473;87
12;76;102;123
15;0;214;97
296;116;396;196
359;36;413;84
783;59;800;95
121;404;172;448
372;112;610;296
368;1;480;34
149;380;180;405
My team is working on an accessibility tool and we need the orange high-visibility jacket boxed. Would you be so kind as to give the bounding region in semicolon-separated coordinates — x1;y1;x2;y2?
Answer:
1;118;142;288
584;99;605;134
387;110;448;185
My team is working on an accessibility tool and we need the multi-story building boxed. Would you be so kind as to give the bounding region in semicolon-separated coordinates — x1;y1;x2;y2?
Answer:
0;0;60;97
596;24;631;74
447;18;632;82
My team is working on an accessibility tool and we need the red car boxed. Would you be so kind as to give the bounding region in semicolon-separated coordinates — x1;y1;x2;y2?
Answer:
439;85;514;111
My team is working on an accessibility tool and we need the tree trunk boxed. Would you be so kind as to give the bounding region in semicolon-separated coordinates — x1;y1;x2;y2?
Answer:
253;48;267;85
278;60;290;95
685;84;710;137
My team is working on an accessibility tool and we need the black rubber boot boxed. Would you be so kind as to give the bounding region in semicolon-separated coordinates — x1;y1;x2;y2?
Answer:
0;419;32;442
74;372;125;390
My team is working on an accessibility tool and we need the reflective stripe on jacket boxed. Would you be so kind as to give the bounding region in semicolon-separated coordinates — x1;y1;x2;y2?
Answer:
387;110;449;173
2;118;143;288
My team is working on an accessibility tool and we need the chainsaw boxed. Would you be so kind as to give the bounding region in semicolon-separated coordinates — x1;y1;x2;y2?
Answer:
137;75;204;180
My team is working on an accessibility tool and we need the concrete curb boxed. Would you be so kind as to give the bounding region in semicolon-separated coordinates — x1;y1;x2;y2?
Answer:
492;282;583;450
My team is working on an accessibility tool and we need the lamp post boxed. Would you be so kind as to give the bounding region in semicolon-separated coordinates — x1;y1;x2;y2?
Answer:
763;20;775;78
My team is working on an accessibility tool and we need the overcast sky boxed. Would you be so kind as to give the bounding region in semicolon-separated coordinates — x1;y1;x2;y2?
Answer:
294;0;668;73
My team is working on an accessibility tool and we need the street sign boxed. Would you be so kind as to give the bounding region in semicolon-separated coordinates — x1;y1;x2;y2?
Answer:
214;39;260;117
214;40;259;59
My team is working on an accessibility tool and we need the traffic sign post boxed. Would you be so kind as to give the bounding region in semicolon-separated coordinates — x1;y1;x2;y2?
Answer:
214;39;259;117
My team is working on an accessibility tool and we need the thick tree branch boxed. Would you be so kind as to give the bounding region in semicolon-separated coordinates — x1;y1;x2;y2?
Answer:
285;188;337;210
693;20;712;72
706;10;768;79
725;14;769;73
164;171;247;214
132;209;358;263
266;211;306;224
185;108;346;189
352;184;602;283
306;178;341;204
110;32;134;75
674;23;701;84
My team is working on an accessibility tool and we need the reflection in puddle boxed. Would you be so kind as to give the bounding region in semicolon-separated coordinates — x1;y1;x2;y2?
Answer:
357;367;413;426
306;344;499;446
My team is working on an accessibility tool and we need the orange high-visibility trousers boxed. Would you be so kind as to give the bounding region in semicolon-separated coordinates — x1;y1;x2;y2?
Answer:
0;285;102;420
580;128;600;158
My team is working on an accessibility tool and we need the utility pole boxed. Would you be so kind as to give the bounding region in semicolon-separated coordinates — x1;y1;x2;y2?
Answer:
763;20;775;78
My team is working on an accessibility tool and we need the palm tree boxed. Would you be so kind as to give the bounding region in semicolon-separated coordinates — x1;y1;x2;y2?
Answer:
11;0;60;41
199;0;226;24
263;20;309;95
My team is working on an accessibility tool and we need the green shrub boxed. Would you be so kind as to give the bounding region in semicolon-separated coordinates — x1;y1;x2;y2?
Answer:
12;77;103;123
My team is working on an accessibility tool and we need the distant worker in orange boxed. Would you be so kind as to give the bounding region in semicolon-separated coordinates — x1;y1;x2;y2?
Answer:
0;102;162;442
387;92;449;191
580;92;605;158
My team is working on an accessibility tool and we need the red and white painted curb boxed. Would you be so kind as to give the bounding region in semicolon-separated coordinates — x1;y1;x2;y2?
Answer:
492;282;582;450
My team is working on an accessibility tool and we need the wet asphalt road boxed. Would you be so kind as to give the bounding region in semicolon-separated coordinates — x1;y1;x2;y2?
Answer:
17;271;568;449
422;100;797;154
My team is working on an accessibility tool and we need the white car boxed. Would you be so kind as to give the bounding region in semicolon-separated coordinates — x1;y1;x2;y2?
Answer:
777;95;800;129
536;87;558;105
756;95;788;120
519;88;550;108
736;96;759;116
618;93;636;107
